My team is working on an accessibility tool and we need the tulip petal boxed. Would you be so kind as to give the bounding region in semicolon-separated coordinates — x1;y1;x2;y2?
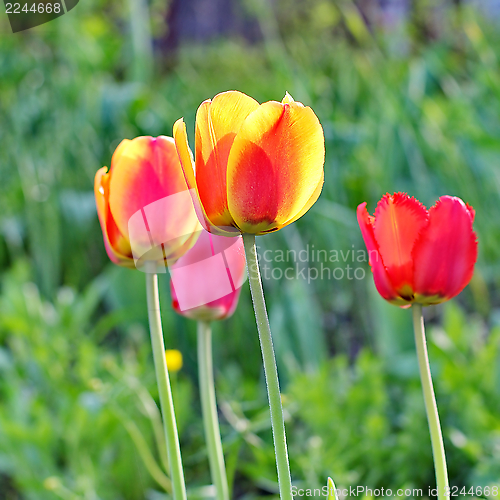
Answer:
372;193;428;297
173;118;206;222
165;229;202;266
413;196;477;303
109;137;186;233
282;92;300;105
466;203;475;222
108;139;131;174
357;202;408;305
173;118;239;236
169;231;245;320
173;120;197;192
108;136;200;259
278;170;324;230
227;99;325;234
211;234;247;289
195;92;259;227
94;167;134;267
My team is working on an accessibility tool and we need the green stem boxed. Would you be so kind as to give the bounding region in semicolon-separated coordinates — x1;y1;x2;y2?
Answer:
145;271;187;500
197;321;230;500
412;304;449;499
242;233;293;500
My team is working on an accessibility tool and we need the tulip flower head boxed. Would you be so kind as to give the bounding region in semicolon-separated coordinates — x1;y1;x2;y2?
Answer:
95;136;202;272
170;230;246;321
173;91;325;236
357;193;477;306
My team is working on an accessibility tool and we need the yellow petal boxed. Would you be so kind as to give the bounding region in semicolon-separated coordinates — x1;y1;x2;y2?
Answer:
173;119;197;192
195;91;259;227
94;166;134;266
173;118;239;237
278;170;324;229
227;99;325;233
109;139;131;173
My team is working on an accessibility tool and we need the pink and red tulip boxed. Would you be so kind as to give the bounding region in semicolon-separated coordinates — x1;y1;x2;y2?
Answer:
173;91;325;235
357;193;478;306
94;136;201;270
170;230;246;321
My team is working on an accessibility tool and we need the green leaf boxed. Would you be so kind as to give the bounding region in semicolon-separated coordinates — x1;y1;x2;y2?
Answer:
327;477;338;500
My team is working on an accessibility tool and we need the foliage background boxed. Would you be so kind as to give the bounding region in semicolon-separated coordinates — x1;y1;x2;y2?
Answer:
1;0;500;498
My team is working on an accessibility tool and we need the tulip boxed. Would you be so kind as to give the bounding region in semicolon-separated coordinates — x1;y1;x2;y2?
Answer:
94;136;201;271
169;229;245;500
170;230;246;321
358;192;479;500
94;136;200;500
173;91;325;235
357;193;477;306
174;91;325;500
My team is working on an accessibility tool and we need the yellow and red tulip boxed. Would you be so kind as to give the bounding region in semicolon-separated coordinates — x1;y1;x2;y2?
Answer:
357;193;478;306
170;229;246;321
94;136;201;270
173;91;325;235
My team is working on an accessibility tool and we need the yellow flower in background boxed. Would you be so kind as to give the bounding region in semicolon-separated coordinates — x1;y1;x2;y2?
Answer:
165;349;183;372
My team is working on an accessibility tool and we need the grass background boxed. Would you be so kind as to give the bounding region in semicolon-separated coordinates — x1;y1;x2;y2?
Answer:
1;0;500;497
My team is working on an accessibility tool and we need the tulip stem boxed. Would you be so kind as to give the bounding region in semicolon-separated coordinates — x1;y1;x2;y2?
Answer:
197;320;230;500
242;233;293;500
412;304;449;500
145;270;187;500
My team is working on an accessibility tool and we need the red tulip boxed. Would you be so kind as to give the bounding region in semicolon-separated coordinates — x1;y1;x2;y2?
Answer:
173;91;325;235
170;230;246;321
94;136;201;271
357;193;477;306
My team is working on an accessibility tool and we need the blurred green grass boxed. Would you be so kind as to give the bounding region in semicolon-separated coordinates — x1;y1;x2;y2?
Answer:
1;0;500;497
